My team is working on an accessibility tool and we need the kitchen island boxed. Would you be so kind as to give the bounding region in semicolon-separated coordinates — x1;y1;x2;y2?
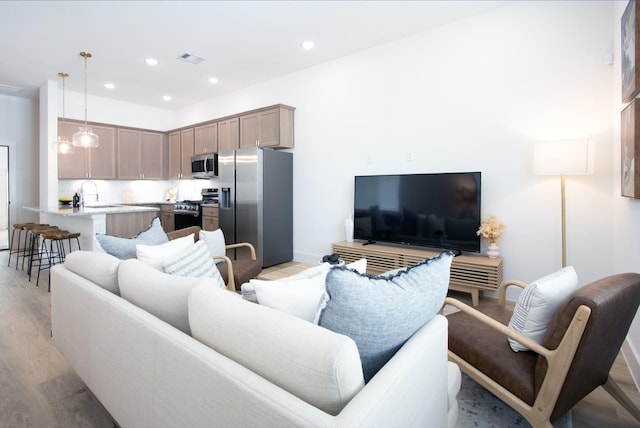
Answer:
23;204;161;251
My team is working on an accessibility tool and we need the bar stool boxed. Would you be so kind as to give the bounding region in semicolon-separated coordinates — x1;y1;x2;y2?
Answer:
7;222;34;269
26;225;59;280
35;229;66;290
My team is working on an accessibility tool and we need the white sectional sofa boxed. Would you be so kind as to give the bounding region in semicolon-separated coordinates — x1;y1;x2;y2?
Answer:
51;251;460;428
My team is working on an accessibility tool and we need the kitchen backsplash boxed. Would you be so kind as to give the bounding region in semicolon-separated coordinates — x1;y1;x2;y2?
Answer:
59;178;219;203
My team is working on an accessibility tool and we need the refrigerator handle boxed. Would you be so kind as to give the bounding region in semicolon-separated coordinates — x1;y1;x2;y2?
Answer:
221;187;231;209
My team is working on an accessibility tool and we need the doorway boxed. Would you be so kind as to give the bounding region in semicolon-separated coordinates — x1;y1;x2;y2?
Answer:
0;146;8;250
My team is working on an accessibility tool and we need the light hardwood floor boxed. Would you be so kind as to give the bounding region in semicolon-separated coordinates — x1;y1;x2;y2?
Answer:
0;255;638;427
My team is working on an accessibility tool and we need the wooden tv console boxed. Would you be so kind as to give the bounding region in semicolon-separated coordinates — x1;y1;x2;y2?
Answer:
331;241;503;306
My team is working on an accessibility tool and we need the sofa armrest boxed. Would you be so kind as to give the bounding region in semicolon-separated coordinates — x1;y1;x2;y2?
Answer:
335;315;450;427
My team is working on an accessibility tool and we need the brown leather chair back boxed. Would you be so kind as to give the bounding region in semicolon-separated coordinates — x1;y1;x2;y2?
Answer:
535;273;640;422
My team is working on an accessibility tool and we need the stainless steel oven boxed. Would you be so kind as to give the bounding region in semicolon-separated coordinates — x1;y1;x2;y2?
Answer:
174;200;202;230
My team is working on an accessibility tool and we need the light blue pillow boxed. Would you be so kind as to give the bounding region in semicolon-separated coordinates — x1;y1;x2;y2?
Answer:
96;217;168;260
318;251;453;382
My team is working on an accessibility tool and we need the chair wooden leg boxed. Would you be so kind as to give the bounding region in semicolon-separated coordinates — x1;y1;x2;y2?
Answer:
602;377;640;422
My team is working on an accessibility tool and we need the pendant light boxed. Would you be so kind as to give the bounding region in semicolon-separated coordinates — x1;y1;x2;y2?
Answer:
72;51;99;148
54;72;74;154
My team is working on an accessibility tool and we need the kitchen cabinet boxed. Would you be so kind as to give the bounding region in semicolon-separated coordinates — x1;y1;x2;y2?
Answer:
58;121;117;179
217;117;239;153
168;129;194;179
117;129;164;179
194;123;218;155
202;205;219;231
159;203;175;233
239;105;294;149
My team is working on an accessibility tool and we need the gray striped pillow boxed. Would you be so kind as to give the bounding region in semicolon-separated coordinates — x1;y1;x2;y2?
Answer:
162;241;226;289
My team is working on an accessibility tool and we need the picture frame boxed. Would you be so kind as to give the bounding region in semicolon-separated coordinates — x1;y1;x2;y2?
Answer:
621;100;640;198
622;0;640;103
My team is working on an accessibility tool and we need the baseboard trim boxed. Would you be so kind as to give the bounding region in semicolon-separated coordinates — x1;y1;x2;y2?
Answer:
621;339;640;391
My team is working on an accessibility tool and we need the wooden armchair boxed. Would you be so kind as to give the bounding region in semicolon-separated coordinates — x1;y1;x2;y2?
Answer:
446;273;640;428
166;226;262;292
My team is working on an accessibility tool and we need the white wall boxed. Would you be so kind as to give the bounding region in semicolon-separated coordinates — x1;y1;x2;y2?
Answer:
613;0;640;387
177;1;615;290
0;94;39;225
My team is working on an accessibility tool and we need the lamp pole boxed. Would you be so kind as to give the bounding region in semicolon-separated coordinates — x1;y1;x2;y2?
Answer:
560;173;567;268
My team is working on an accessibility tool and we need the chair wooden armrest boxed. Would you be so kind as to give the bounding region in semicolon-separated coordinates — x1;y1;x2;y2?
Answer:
444;297;550;356
213;254;236;292
497;279;528;306
225;242;257;260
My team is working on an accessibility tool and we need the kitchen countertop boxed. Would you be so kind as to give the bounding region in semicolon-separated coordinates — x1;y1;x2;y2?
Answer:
24;204;160;217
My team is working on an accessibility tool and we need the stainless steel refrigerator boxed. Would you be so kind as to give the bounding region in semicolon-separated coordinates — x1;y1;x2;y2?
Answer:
218;146;293;267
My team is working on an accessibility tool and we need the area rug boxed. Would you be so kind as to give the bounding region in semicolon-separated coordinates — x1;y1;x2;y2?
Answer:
457;374;572;428
456;373;529;427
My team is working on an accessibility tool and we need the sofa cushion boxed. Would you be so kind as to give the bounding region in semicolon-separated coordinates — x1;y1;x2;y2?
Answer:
242;260;367;323
119;258;217;335
508;266;579;352
317;251;453;382
63;250;122;295
188;283;365;416
136;233;195;270
162;241;226;289
95;217;168;260
198;228;225;264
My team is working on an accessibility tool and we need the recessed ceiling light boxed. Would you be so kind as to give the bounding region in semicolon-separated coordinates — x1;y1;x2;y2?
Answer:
301;41;315;50
162;95;172;101
208;77;219;84
145;58;158;66
104;83;115;90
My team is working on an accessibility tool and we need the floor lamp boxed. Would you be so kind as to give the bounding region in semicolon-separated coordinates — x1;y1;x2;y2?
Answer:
534;140;593;268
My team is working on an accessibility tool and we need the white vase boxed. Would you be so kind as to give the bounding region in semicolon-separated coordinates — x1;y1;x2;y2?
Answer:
344;215;354;242
487;242;500;258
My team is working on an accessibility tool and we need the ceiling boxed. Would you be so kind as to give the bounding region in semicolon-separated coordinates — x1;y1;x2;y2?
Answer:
0;1;506;110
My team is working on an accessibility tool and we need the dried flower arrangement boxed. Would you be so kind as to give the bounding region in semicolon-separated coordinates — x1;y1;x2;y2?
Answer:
476;215;505;244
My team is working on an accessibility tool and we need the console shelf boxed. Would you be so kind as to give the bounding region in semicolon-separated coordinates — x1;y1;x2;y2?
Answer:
331;241;503;306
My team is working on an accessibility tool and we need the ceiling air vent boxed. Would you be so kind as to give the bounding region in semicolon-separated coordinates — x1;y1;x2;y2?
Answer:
0;83;23;94
177;53;205;64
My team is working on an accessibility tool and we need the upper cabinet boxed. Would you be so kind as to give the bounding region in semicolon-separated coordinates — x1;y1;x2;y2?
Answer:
117;129;164;180
168;129;194;179
194;123;218;155
58;121;116;179
217;117;239;153
239;105;294;149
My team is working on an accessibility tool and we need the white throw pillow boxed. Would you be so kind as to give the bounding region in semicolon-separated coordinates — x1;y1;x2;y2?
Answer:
199;228;226;264
119;258;218;335
162;240;226;289
247;259;367;323
136;233;194;270
508;266;579;352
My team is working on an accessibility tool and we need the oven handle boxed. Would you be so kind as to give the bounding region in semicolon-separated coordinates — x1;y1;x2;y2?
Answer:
174;210;200;217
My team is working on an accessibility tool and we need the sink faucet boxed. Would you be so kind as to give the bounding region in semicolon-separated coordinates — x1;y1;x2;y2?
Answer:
80;180;99;206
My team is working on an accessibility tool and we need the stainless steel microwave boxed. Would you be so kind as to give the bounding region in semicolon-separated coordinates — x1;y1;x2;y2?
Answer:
191;153;218;179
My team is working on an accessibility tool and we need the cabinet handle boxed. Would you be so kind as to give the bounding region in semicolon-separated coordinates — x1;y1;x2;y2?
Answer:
255;139;259;147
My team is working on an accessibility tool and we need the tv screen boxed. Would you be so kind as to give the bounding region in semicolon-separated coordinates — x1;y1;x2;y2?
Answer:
353;172;481;253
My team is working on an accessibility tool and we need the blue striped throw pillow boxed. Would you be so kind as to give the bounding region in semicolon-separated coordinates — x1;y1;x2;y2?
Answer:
162;240;226;289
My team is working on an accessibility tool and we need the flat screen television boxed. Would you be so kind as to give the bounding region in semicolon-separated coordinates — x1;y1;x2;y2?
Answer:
353;172;481;253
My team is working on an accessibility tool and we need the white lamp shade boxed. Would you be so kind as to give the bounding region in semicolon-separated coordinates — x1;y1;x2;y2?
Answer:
534;139;594;175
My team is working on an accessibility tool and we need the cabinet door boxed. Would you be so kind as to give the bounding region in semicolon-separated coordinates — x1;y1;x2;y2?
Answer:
194;123;218;155
58;121;89;179
239;113;259;148
180;128;194;179
218;117;239;153
141;132;164;179
168;132;181;179
256;109;279;147
117;129;142;179
88;125;117;179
